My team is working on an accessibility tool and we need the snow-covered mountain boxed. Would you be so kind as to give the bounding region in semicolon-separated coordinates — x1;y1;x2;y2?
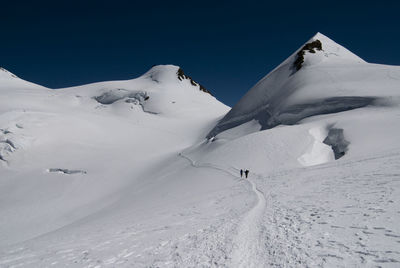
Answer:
1;34;400;267
181;33;400;266
0;65;232;259
208;32;399;138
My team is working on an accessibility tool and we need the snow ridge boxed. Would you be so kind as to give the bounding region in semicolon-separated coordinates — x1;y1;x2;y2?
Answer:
207;32;390;138
177;68;212;95
0;67;18;79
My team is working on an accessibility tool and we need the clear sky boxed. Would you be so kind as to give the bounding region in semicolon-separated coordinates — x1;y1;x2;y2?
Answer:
2;0;399;106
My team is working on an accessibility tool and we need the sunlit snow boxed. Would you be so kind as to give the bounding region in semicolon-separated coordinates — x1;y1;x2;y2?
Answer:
1;34;400;267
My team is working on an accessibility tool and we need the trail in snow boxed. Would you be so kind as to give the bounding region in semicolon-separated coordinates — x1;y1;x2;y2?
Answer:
179;152;268;267
231;175;267;267
178;152;240;178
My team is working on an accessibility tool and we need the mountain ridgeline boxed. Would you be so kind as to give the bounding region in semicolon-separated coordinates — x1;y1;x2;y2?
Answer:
2;32;400;267
207;32;388;139
177;68;212;95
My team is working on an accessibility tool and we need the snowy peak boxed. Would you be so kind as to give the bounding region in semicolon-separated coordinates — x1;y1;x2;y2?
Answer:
0;67;18;79
142;65;212;95
293;32;365;70
208;32;398;139
51;64;223;119
142;64;180;84
313;33;365;63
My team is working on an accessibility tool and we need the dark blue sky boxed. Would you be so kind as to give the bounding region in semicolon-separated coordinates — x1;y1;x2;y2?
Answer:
2;0;399;106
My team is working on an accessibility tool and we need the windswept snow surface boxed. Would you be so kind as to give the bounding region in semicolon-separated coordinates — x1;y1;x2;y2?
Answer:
2;32;400;267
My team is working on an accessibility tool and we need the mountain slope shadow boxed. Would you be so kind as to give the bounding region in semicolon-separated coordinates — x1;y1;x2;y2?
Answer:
266;96;378;129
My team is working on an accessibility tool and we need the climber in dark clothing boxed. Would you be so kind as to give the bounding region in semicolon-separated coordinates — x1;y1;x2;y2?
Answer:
245;170;249;178
240;169;243;178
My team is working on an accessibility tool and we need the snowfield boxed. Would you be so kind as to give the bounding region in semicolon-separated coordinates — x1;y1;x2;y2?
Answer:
1;33;400;267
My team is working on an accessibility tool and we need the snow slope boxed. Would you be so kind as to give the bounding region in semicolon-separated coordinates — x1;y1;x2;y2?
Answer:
0;65;238;255
1;33;400;267
208;32;400;138
183;33;400;266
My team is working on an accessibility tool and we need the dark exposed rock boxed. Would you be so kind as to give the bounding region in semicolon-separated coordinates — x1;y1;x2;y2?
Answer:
293;40;323;71
177;68;212;96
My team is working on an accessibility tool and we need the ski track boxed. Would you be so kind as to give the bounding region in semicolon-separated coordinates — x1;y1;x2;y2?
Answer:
179;152;268;267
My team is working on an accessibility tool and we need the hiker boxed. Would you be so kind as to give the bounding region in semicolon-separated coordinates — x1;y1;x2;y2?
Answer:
245;169;249;178
240;169;243;178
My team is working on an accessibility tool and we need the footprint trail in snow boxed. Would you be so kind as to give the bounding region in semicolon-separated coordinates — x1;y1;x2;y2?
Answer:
231;175;267;268
179;152;268;267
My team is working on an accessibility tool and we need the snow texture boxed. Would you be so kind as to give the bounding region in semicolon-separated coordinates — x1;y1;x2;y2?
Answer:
1;33;400;267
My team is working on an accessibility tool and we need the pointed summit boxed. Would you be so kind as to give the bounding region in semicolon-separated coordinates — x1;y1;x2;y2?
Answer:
304;32;365;64
311;32;326;39
292;33;365;71
207;33;371;138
